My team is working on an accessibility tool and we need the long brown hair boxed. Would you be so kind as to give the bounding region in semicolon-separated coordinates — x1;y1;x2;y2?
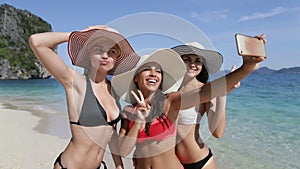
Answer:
196;64;209;83
133;69;170;136
144;89;169;136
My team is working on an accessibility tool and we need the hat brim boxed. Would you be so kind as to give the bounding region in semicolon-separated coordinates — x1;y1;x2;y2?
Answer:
111;48;186;103
68;29;140;75
171;45;223;74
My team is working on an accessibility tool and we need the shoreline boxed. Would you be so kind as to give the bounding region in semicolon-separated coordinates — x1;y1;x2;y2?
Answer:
0;102;134;168
0;99;71;139
0;103;68;169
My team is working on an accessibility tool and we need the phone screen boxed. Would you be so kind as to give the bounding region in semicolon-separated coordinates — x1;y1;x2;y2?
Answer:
235;34;266;58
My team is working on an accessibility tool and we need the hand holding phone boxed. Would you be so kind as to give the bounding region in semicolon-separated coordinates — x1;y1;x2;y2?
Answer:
235;34;267;58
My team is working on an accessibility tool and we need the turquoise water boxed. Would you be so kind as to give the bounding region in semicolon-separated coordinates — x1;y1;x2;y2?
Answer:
0;78;70;138
0;78;66;114
0;74;299;168
207;73;300;169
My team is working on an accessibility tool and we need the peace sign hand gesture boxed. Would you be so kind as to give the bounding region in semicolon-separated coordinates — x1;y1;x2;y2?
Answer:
131;90;151;123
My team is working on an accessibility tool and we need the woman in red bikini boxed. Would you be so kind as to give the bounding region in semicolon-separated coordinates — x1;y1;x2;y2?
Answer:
112;36;266;169
114;49;187;169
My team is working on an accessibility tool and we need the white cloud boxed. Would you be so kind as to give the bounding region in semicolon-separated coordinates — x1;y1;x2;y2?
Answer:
190;9;229;22
238;7;287;22
190;11;199;18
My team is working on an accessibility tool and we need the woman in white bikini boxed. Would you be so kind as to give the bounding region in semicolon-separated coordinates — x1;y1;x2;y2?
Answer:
172;42;240;169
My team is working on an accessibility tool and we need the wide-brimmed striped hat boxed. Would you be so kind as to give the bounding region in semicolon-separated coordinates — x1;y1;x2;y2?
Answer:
171;42;223;74
68;28;140;75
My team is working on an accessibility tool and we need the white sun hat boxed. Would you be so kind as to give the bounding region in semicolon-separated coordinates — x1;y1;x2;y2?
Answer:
111;48;186;103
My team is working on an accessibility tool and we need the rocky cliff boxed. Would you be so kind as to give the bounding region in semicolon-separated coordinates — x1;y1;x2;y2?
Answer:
0;3;52;79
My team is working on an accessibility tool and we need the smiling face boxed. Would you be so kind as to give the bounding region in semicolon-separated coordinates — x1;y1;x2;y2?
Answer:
87;39;121;73
134;62;163;98
181;54;203;78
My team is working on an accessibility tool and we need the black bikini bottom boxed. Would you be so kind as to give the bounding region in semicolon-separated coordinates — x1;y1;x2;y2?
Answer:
54;152;107;169
181;148;213;169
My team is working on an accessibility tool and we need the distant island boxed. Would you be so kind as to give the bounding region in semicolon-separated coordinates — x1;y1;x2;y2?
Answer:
252;66;300;74
222;66;300;75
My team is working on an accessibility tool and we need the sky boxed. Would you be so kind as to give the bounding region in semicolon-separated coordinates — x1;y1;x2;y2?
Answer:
2;0;300;70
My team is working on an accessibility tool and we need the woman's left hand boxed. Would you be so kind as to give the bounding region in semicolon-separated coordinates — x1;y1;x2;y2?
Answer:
255;33;267;44
131;90;150;123
80;25;109;32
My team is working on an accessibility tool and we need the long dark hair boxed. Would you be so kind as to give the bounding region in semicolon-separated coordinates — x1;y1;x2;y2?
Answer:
144;89;169;136
196;64;209;83
133;69;170;136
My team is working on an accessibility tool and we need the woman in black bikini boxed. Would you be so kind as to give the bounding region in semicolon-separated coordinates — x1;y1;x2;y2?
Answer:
29;25;139;169
172;42;240;169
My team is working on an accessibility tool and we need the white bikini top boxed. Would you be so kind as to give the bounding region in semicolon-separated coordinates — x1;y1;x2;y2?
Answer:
177;106;202;125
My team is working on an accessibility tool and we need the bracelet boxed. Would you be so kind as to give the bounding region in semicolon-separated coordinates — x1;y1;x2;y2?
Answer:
132;105;138;114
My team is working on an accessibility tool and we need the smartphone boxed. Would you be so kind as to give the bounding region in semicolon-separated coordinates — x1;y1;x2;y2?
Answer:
235;34;266;58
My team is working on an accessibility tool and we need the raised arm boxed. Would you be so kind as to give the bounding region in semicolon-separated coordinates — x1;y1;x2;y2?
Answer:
117;110;142;157
173;55;265;112
171;35;266;110
201;54;264;102
118;115;141;157
29;32;74;87
207;65;240;138
117;91;151;157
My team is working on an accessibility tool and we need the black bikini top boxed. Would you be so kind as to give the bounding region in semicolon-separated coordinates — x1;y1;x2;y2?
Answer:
70;76;121;127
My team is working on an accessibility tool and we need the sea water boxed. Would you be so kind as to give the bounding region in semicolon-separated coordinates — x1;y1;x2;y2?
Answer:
206;73;300;169
0;73;299;168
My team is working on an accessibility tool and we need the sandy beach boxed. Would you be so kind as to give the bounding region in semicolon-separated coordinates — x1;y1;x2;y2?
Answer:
0;103;68;169
0;103;133;169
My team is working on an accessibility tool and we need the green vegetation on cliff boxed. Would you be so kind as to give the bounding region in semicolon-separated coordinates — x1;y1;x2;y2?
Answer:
0;3;52;79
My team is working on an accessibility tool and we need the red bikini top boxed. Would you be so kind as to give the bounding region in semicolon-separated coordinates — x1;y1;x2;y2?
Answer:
128;114;176;144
